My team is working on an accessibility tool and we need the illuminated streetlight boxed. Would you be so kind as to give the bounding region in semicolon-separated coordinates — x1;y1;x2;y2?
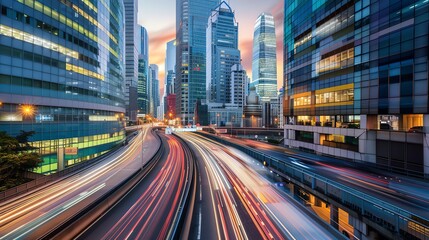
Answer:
20;105;35;118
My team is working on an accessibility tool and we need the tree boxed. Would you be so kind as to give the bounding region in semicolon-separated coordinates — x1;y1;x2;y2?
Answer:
0;131;41;191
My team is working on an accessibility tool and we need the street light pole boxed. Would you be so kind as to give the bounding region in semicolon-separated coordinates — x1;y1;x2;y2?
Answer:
231;115;235;137
141;125;144;169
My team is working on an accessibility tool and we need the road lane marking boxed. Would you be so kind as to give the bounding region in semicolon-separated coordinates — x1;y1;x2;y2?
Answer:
197;206;202;239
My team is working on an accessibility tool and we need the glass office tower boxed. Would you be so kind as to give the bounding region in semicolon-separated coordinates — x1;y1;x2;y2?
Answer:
138;26;149;115
283;0;429;176
176;0;220;125
0;0;126;174
206;1;240;104
251;13;278;102
124;0;139;122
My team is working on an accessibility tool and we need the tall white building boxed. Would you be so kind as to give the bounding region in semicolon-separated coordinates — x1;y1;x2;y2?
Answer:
231;63;248;108
251;13;277;102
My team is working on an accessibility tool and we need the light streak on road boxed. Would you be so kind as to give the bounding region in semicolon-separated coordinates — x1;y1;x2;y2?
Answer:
81;134;189;240
226;137;429;215
188;135;249;240
179;132;337;240
0;125;157;239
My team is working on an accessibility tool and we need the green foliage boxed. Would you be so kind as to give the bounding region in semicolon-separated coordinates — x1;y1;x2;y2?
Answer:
267;139;281;144
0;131;41;191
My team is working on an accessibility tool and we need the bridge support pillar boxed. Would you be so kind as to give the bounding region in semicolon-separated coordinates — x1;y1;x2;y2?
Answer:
349;215;368;240
330;205;339;230
424;114;429;177
287;182;295;197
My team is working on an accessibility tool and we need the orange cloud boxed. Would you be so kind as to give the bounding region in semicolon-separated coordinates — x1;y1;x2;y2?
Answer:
238;38;253;78
148;28;176;95
272;0;284;90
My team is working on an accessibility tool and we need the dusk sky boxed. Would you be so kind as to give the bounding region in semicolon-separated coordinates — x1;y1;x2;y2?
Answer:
138;0;283;93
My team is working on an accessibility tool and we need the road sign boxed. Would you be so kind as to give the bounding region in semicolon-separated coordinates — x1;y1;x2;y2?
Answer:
65;147;78;155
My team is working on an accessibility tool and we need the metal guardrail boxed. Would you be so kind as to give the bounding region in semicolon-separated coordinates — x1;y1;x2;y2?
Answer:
167;133;197;239
0;129;141;202
0;139;130;202
42;129;164;240
198;132;429;239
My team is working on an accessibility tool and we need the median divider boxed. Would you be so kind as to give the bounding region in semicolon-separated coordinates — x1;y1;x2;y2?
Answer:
196;131;429;239
40;129;164;240
167;133;197;240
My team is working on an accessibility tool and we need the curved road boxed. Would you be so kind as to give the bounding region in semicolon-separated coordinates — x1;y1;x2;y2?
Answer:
0;125;159;239
79;133;189;240
180;132;337;240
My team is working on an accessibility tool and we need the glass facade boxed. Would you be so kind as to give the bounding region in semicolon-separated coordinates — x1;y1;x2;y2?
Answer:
0;0;125;174
283;0;429;176
124;0;139;121
176;0;220;124
251;13;278;102
165;39;176;96
149;64;160;118
206;2;240;104
284;0;428;120
138;26;149;114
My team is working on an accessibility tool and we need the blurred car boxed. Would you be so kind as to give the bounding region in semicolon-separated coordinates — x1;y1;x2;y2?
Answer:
408;126;424;133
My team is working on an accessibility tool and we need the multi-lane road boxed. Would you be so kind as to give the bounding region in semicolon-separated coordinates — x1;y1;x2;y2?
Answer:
221;136;429;218
79;133;190;239
180;132;338;239
0;125;159;239
3;127;427;239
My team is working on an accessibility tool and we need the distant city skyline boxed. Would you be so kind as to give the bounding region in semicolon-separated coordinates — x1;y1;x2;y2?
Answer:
138;0;283;92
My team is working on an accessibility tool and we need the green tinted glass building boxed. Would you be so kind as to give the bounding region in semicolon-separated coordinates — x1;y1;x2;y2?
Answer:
0;0;126;174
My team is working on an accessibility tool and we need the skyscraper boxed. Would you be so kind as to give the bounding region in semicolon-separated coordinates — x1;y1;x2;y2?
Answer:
166;40;176;76
206;1;240;104
165;40;176;96
149;64;160;117
163;39;176;119
0;0;125;174
138;26;149;115
231;63;248;109
153;78;160;118
124;0;139;121
176;0;220;124
283;0;429;175
251;13;277;102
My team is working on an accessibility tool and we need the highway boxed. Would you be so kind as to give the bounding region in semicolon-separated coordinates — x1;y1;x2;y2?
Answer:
220;136;429;219
79;133;191;239
179;132;338;240
0;125;159;239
